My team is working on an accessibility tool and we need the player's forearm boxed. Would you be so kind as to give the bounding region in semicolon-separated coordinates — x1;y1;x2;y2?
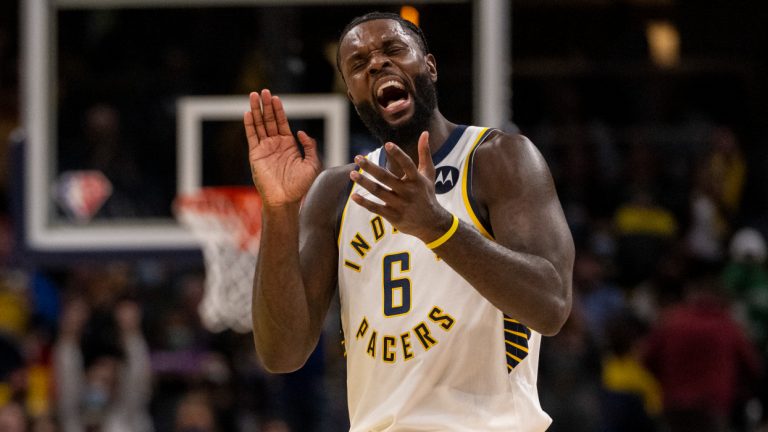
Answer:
252;203;317;372
431;221;571;336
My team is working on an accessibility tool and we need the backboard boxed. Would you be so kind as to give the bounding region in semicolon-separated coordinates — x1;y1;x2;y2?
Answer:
19;0;505;258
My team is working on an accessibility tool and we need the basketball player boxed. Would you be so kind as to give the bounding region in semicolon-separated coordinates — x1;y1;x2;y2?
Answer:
244;12;574;431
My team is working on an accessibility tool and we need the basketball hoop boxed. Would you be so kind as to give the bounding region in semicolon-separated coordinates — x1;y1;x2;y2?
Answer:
174;187;262;333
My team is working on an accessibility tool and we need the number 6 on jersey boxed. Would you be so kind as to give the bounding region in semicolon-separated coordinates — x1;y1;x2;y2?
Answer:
383;253;412;317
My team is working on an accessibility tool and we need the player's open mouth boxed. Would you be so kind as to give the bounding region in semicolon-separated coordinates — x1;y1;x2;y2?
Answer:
376;80;412;117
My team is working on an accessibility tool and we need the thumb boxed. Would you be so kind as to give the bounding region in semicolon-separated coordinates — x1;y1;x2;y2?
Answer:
297;130;320;164
416;131;434;179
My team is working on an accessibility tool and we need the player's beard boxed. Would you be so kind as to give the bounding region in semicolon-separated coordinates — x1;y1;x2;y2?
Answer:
355;73;437;148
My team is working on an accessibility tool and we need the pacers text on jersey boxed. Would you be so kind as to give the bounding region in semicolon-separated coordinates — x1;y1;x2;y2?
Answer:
353;306;456;364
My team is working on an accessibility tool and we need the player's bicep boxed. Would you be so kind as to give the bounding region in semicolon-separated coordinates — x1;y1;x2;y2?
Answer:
298;230;337;331
297;167;351;329
478;136;574;276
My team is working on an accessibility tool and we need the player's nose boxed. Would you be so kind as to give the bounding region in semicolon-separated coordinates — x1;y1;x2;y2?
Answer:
367;52;392;75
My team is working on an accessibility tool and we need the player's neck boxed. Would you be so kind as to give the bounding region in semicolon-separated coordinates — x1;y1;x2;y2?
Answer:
426;112;458;156
390;111;456;171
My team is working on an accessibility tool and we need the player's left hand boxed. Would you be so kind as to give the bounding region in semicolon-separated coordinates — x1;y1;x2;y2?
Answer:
350;131;453;243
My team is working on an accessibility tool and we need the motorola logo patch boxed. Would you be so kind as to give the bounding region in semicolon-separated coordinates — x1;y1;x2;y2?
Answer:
434;166;460;194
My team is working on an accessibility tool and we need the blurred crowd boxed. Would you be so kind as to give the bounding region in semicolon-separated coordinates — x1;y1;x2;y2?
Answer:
0;262;344;432
531;112;768;432
1;2;768;432
1;114;766;432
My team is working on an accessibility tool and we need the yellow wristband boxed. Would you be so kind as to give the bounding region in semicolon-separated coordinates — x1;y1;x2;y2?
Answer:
425;214;459;250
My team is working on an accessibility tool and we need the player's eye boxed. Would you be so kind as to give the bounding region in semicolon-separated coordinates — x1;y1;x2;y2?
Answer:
350;60;366;72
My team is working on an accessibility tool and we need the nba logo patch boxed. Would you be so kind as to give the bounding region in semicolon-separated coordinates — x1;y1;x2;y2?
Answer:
55;170;113;223
434;166;459;194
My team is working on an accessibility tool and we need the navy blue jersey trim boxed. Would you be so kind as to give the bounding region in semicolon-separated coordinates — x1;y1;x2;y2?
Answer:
503;316;531;371
374;125;467;169
466;128;495;238
377;148;387;167
432;125;467;165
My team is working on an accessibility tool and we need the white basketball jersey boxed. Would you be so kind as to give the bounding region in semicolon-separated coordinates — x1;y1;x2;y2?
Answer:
337;126;552;432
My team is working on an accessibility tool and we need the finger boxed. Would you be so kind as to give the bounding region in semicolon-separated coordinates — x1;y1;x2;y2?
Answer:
354;155;401;190
350;192;396;220
249;91;268;140
416;131;435;179
244;111;260;145
384;142;420;180
273;96;292;136
260;89;279;136
350;170;401;205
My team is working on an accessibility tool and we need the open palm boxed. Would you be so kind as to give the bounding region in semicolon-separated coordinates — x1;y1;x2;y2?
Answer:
244;89;322;206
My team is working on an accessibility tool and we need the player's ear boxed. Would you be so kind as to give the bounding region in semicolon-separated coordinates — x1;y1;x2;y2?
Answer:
426;53;438;82
346;90;355;103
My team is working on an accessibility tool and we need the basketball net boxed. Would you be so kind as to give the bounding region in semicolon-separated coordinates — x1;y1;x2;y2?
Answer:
174;187;262;333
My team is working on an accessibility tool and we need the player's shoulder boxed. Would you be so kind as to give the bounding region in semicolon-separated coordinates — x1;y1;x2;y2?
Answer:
475;128;534;153
314;163;357;190
301;163;357;224
473;130;545;174
471;129;553;201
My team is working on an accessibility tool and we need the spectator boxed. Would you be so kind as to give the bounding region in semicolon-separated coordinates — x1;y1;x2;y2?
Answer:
643;272;762;432
722;227;768;429
0;400;27;432
539;301;602;432
0;333;23;404
0;270;55;427
685;126;746;263
573;251;626;348
723;227;768;350
613;189;679;287
173;391;217;432
0;271;30;338
54;298;153;432
704;126;746;221
601;311;661;432
629;245;690;326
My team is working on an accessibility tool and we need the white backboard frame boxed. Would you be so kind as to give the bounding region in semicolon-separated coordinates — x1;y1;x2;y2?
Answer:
21;0;507;253
23;91;348;251
177;95;349;195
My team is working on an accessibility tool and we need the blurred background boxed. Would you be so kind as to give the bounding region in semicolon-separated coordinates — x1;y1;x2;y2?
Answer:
1;0;768;431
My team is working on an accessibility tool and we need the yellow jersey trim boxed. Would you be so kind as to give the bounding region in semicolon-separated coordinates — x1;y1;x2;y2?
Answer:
337;165;364;247
461;128;493;239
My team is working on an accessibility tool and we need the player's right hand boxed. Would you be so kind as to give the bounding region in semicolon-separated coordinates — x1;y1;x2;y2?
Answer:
244;89;322;207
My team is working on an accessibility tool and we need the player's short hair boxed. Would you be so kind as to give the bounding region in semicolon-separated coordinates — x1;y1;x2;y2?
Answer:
336;11;430;75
